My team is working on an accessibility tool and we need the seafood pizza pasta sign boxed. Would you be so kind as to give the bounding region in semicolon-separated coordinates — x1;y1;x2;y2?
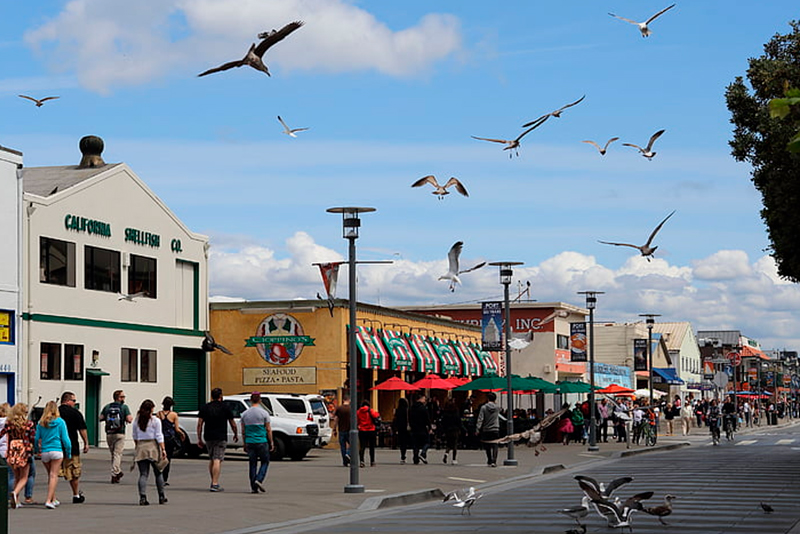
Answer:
243;313;317;385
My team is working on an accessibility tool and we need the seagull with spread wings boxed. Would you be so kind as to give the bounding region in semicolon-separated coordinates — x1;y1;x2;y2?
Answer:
583;137;620;155
608;4;676;38
522;95;585;127
438;241;485;292
577;477;653;532
198;21;304;77
118;291;147;302
443;487;483;515
472;115;548;158
598;210;676;261
18;95;60;107
411;175;469;199
277;116;309;137
623;129;666;160
202;331;233;355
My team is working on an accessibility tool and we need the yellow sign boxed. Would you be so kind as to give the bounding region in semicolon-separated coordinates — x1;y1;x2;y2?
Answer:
0;310;11;344
242;366;316;386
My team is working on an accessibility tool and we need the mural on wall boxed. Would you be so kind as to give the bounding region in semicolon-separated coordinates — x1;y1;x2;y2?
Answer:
245;313;315;365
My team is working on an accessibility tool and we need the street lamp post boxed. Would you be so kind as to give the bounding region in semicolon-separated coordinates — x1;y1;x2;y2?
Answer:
327;206;375;494
578;291;604;452
488;261;523;467
639;314;661;408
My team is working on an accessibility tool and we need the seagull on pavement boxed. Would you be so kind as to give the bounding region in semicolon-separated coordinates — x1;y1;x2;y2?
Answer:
411;175;469;199
574;475;635;499
522;95;585;127
623;129;666;160
558;496;591;527
644;494;677;525
583;137;620;155
578;478;653;532
18;95;60;107
608;4;676;38
760;502;774;513
277;115;309;137
198;21;304;77
598;210;676;261
473;115;548;158
443;487;483;515
202;331;233;355
118;291;147;302
439;241;486;292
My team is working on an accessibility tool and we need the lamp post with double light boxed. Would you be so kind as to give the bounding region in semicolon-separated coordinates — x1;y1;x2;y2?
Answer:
488;261;523;466
639;313;661;408
327;206;375;494
578;291;604;452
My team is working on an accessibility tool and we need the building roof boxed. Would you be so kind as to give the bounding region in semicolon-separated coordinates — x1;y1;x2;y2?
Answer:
696;330;742;346
0;144;23;157
21;164;122;197
650;322;691;351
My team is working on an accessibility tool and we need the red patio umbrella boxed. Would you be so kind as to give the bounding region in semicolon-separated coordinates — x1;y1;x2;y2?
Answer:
411;374;457;390
371;377;420;391
596;383;635;395
446;376;471;387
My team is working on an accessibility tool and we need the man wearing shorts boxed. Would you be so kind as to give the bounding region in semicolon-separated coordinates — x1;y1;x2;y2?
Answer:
58;391;89;503
197;388;237;492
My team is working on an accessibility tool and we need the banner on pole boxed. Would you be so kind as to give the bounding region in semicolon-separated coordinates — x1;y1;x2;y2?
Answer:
570;322;587;362
317;262;342;299
633;339;648;371
481;302;503;351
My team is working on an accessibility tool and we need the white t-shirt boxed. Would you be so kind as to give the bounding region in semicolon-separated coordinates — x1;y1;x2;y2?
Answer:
132;415;164;443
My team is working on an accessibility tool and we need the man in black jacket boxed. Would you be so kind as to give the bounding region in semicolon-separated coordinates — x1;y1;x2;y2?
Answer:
409;393;431;464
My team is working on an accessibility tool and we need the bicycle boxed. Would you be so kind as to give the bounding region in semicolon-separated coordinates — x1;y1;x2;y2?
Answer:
640;422;657;447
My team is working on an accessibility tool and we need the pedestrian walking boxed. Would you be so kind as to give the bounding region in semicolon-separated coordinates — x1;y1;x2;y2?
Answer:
743;400;752;427
0;402;35;509
597;398;610;443
58;391;88;503
664;402;676;435
356;400;380;467
680;400;693;436
156;396;184;486
36;401;71;509
99;390;133;483
331;395;351;466
131;399;168;506
570;403;586;444
197;388;238;492
240;392;273;494
409;393;431;465
391;397;410;464
439;399;462;465
476;392;500;467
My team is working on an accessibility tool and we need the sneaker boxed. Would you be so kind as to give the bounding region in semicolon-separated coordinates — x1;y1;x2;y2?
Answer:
73;493;85;504
159;495;168;505
254;480;266;493
452;459;458;465
250;489;259;494
443;453;448;464
420;455;428;465
53;500;60;507
45;501;57;510
139;496;149;506
10;492;18;509
490;463;497;468
400;459;406;465
209;485;224;492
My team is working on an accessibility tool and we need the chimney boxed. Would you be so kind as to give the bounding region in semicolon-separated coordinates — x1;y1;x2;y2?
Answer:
78;135;105;168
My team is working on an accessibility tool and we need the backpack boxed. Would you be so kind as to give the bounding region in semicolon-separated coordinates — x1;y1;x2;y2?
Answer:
7;438;28;469
105;403;124;433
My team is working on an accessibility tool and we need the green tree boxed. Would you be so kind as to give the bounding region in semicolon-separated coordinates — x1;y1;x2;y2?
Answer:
726;21;800;281
769;87;800;152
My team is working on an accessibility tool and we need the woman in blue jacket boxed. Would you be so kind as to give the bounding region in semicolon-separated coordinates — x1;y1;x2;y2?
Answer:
35;400;71;509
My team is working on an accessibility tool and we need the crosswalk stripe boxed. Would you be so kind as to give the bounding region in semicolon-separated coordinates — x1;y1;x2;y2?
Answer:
776;439;795;445
736;440;758;446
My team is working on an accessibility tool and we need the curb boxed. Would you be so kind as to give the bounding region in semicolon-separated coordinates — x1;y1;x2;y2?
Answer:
360;488;445;510
612;441;690;458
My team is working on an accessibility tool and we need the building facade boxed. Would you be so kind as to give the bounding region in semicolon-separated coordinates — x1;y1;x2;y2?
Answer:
20;137;209;445
0;145;23;403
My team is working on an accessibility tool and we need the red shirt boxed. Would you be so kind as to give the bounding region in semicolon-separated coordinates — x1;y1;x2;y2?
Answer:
356;406;380;431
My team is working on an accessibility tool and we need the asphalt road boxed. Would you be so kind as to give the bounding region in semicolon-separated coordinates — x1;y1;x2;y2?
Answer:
284;425;800;534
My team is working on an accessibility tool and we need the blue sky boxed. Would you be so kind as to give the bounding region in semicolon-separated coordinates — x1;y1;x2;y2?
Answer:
3;1;800;350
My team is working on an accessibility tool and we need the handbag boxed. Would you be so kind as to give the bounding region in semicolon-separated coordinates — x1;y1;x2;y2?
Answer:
7;439;27;469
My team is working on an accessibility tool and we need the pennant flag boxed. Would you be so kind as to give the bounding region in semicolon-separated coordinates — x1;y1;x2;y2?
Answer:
317;262;342;299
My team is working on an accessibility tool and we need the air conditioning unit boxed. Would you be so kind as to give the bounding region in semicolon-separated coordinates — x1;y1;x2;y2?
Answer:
543;364;553;373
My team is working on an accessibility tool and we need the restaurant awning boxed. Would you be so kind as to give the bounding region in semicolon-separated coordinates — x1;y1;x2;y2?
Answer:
430;337;462;375
652;367;684;385
353;326;390;369
454;341;483;376
473;345;498;375
380;329;415;370
408;334;440;374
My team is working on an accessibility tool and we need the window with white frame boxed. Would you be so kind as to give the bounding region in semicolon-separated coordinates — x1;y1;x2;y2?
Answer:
140;349;157;382
121;348;138;382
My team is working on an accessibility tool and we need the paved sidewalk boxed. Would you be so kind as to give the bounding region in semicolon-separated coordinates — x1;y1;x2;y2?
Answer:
7;418;795;534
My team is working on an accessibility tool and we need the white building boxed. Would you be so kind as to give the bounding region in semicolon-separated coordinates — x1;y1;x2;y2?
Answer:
20;136;209;445
0;144;23;403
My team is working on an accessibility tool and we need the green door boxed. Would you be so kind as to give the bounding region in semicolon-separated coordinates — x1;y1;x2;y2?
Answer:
172;347;205;412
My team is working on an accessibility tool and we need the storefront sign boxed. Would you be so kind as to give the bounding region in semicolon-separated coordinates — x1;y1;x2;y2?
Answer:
125;227;160;248
481;302;503;351
248;314;314;365
243;366;316;386
64;214;111;237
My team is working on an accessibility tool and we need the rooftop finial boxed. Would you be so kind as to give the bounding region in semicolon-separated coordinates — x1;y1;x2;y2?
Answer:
78;135;105;168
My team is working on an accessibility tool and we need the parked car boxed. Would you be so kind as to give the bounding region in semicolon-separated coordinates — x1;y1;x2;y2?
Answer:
177;394;319;461
302;394;333;446
257;392;332;447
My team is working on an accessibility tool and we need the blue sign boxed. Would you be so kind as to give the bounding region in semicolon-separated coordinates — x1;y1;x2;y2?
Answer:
481;302;503;351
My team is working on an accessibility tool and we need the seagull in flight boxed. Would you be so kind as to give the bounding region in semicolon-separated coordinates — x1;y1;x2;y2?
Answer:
198;21;304;77
277;116;309;137
202;331;233;355
443;487;483;515
411;175;469;199
608;4;676;38
598;210;676;261
574;475;635;499
522;95;585;127
18;95;60;107
118;291;147;302
623;129;666;160
472;115;548;158
583;137;620;156
438;241;486;292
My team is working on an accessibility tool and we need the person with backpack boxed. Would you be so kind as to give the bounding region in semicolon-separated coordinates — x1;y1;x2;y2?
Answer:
99;390;133;484
157;396;184;486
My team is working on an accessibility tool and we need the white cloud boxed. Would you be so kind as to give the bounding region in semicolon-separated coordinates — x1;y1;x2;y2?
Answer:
208;232;800;350
24;0;462;93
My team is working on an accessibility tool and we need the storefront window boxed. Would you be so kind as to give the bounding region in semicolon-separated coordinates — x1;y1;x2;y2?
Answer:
40;342;61;380
85;246;121;292
129;254;157;298
65;344;84;380
140;349;157;382
40;237;76;287
121;348;138;381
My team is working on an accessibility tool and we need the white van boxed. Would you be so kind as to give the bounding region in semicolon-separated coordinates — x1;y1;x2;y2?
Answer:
259;393;332;447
